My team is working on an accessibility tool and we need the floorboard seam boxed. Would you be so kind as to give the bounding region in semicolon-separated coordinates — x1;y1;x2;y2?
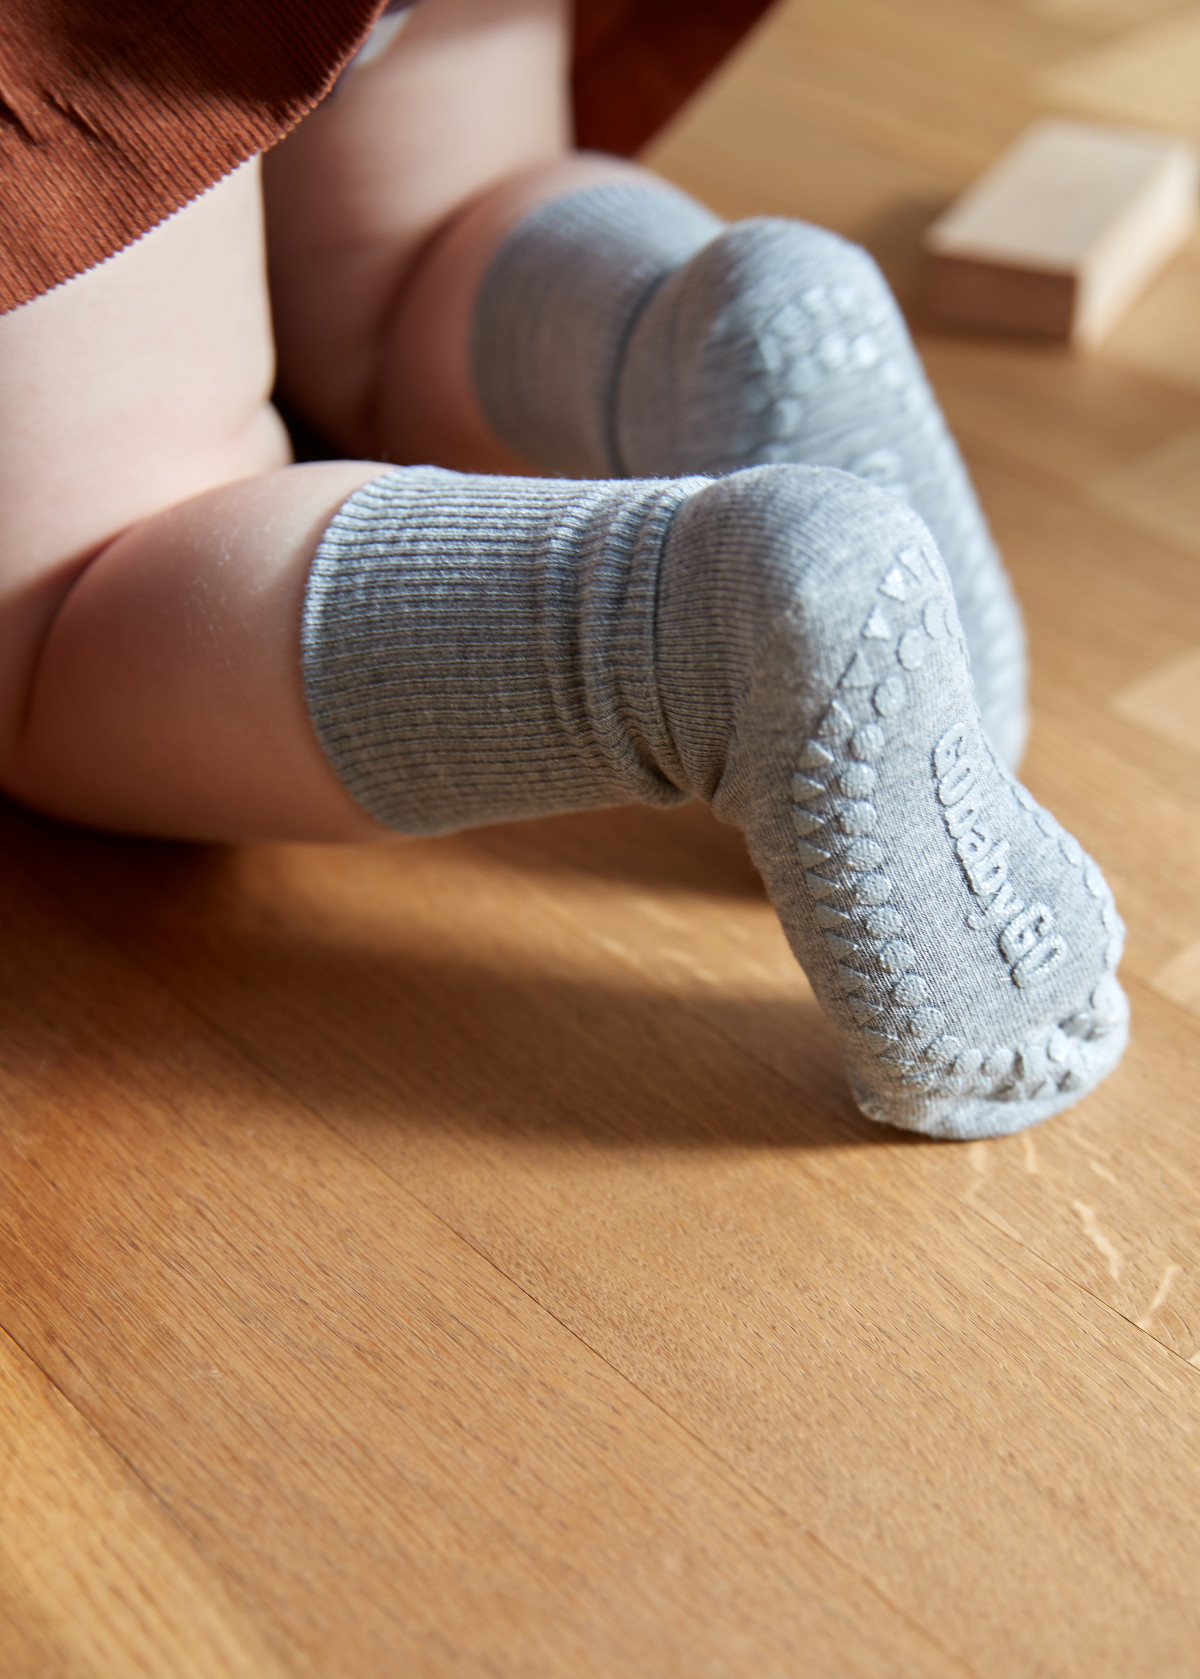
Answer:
0;1318;312;1679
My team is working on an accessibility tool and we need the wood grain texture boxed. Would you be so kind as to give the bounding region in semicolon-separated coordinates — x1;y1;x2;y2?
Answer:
4;0;1200;1673
1093;427;1200;553
0;852;962;1679
1103;236;1200;387
1038;6;1200;135
1154;938;1200;1013
0;1329;291;1679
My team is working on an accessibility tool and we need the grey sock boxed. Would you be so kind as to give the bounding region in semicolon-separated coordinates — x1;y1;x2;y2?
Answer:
472;184;1028;768
301;468;703;832
470;184;722;479
302;464;1126;1139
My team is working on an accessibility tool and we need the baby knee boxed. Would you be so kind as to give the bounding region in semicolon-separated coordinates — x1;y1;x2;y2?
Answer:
616;220;911;476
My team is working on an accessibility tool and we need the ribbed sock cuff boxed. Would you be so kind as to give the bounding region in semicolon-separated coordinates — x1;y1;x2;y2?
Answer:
301;467;706;834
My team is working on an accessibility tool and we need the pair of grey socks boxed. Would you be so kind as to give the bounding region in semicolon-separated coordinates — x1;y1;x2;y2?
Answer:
470;183;1028;768
299;182;1128;1137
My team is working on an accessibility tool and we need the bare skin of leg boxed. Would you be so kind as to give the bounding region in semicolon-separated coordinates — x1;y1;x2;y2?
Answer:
0;0;665;839
0;160;389;841
264;0;661;468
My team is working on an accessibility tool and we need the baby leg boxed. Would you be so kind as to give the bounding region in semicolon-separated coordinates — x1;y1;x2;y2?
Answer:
0;1;634;839
0;206;1124;1130
0;161;288;735
468;189;1028;768
0;159;383;841
268;7;1026;765
263;0;614;463
4;460;398;841
298;462;1125;1138
0;9;1119;1136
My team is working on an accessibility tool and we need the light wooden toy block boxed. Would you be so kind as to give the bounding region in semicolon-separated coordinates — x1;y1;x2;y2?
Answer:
923;118;1198;344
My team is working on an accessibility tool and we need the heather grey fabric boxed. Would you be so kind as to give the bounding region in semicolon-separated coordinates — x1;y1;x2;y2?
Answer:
301;468;703;831
471;184;1027;768
470;184;721;479
302;462;1126;1138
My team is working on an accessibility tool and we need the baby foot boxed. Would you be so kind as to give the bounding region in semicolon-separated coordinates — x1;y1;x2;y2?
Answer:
658;467;1126;1138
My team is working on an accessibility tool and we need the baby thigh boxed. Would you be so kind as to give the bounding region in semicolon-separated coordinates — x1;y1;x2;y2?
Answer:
0;159;291;751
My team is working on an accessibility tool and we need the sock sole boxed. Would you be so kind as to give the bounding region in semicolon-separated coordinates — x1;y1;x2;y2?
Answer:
673;468;1127;1139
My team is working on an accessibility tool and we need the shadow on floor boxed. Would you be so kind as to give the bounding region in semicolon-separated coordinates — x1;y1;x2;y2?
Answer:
0;799;932;1158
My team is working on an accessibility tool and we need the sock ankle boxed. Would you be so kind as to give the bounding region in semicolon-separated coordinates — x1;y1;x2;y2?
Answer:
302;464;1126;1139
472;183;1027;767
301;468;704;832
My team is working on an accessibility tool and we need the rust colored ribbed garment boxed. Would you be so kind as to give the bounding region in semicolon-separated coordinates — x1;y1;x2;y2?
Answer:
0;0;385;313
0;0;774;315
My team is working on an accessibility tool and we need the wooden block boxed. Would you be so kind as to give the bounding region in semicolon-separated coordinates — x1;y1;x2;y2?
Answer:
923;118;1198;343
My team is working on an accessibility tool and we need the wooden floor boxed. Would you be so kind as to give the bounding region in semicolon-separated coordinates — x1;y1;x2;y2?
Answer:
4;2;1200;1674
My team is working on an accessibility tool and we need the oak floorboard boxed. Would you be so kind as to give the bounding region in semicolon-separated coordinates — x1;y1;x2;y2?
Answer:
925;339;1200;492
4;805;1199;1674
0;1328;293;1679
0;857;961;1679
1037;7;1200;136
1090;425;1200;557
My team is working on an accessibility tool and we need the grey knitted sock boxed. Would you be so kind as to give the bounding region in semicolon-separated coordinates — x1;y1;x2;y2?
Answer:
469;183;722;479
302;464;1126;1139
472;183;1027;768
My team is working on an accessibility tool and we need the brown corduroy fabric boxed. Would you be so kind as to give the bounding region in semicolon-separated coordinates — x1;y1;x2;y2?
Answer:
0;0;385;313
0;0;774;316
